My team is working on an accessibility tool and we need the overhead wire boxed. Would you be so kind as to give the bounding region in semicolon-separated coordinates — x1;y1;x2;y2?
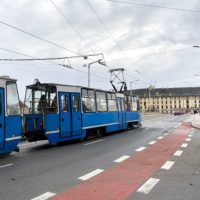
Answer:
0;20;85;57
0;53;104;61
86;0;132;64
86;0;157;85
106;0;200;13
0;47;110;82
0;47;72;68
48;0;95;54
121;37;200;52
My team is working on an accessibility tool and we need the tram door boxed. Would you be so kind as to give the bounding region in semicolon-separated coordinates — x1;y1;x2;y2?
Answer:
59;92;81;137
0;88;4;148
117;97;126;128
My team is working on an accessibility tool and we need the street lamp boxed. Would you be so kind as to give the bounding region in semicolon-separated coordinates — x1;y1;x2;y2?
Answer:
130;80;139;97
84;59;106;88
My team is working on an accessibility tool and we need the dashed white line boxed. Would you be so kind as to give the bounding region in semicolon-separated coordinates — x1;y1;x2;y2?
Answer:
135;147;146;152
78;169;104;181
164;133;169;136
158;136;164;140
185;138;191;142
137;178;160;194
189;132;194;134
114;155;130;163
168;130;172;133
31;192;56;200
174;126;178;129
181;143;188;148
161;161;175;170
174;150;183;156
0;163;13;168
148;141;157;145
188;134;193;138
84;139;104;146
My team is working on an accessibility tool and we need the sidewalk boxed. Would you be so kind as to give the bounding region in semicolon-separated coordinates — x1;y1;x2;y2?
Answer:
184;114;200;129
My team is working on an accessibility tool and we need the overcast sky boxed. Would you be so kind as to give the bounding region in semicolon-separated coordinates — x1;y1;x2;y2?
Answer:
0;0;200;98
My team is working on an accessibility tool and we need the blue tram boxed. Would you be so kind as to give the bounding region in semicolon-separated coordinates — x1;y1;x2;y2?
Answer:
23;81;141;143
0;76;22;155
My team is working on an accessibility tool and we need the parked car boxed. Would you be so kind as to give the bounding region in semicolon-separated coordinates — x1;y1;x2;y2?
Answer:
174;111;184;116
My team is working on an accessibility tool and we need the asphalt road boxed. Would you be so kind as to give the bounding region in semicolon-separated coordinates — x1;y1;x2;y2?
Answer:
0;113;190;200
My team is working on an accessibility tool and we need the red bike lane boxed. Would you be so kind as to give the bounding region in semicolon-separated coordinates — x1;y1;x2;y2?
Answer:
52;123;191;200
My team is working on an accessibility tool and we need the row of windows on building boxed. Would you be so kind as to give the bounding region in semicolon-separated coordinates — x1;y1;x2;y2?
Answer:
139;97;200;112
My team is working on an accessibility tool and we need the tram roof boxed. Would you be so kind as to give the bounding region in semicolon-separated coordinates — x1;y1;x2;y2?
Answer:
26;82;126;96
0;75;17;82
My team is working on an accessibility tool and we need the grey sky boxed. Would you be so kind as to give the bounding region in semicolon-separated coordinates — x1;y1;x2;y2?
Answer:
0;0;200;98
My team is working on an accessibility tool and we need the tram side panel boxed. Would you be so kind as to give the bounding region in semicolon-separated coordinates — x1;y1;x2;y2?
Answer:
82;111;120;134
126;111;141;127
45;92;84;143
124;95;141;128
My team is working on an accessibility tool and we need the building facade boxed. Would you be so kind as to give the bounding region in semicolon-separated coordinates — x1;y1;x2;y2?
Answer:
131;87;200;113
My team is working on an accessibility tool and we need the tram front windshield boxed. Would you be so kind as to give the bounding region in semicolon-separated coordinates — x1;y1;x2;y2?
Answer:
24;84;57;114
7;82;21;116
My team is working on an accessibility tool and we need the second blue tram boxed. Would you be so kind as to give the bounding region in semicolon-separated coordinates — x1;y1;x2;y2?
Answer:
0;76;22;155
23;81;141;143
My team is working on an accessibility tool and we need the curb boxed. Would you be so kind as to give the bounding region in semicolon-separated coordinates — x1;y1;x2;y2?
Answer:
192;122;200;130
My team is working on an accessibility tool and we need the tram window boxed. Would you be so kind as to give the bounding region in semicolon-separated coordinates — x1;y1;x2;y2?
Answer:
61;95;68;112
117;99;121;111
7;82;20;116
121;99;125;111
96;91;107;112
107;92;117;111
50;94;57;113
81;89;96;112
126;96;137;111
73;96;79;112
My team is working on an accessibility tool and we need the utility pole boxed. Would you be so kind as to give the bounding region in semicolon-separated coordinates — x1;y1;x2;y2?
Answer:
130;80;139;97
148;85;155;112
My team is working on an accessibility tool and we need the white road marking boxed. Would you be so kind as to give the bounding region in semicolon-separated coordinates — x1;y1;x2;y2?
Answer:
189;132;194;134
137;178;160;194
135;147;146;152
31;192;56;200
185;138;191;142
164;133;168;136
161;161;175;170
174;150;183;156
168;130;172;133
188;134;193;138
148;141;157;145
158;136;164;140
78;169;104;181
174;126;178;129
114;155;130;163
19;141;48;149
0;163;13;168
84;139;104;146
181;143;188;148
